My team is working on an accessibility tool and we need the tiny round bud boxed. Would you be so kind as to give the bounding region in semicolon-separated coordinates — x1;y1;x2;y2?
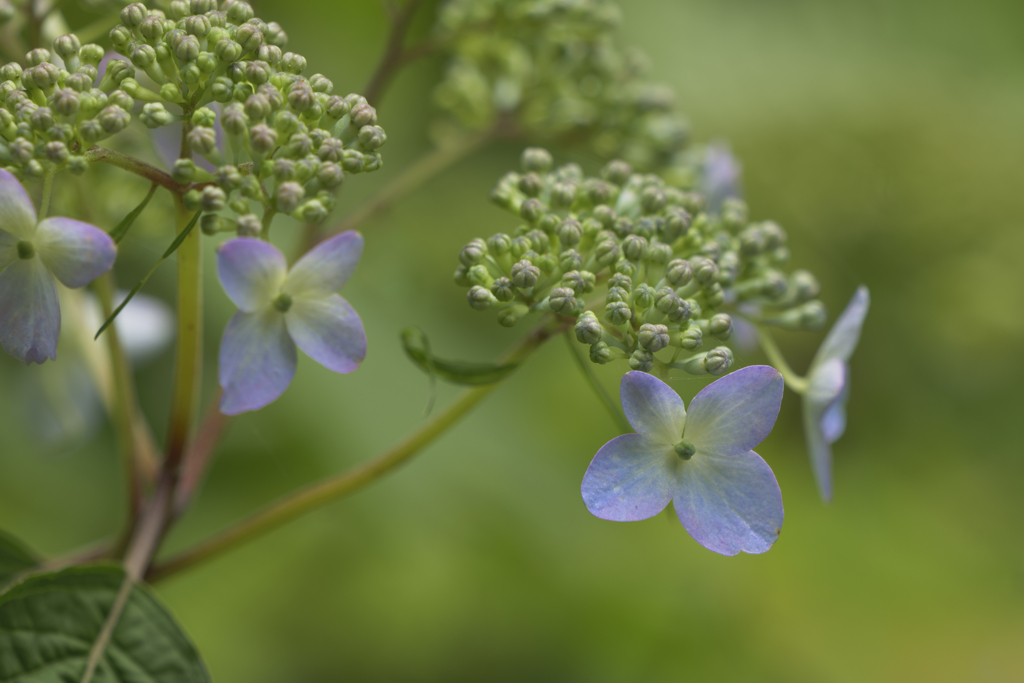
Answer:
235;22;263;52
517;172;542;197
357;125;386;151
227;1;254;24
511;259;539;289
665;258;693;286
575;311;603;345
282;51;307;74
120;2;147;27
708;313;733;339
601;159;632;185
249;122;277;153
518;198;543;223
521;147;553;173
172;158;196;183
275;181;304;213
605;301;632;326
26;62;60;89
317;161;343;189
468;285;496;311
297;199;328;223
183;13;211;37
497;304;528;327
559;249;583;272
340;149;364;173
107;89;133;112
491;277;515;302
550;181;576;208
160;82;183;102
667;299;692;323
557;218;581;246
98;104;130;133
590;341;614;364
44;140;69;163
548;287;577;314
187;125;218;155
632;283;655;310
264;22;287;48
459;238;487;267
638;324;670;353
790;270;820;302
487;233;512;256
622;234;648;261
705;347;734;376
236;213;261;237
674;440;696;460
51;88;80;116
641;186;666;214
199;185;226;212
53;33;81;59
628;348;655;372
692;256;719;285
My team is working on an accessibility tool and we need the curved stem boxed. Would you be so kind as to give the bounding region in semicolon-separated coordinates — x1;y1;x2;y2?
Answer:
755;325;809;393
563;332;630;432
39;167;55;218
363;0;427;105
84;147;186;194
148;316;567;582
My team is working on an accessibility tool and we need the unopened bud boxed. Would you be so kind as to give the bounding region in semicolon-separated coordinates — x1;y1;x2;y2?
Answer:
275;181;304;213
628;348;655;372
601;159;632;185
521;147;553;173
575;311;603;345
708;313;733;339
605;300;631;326
468;285;497;311
638;324;670;352
590;341;614;364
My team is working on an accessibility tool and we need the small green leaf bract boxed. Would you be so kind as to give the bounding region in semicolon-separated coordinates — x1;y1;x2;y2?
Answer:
95;210;201;340
400;328;519;385
0;566;211;683
0;530;37;591
108;183;158;244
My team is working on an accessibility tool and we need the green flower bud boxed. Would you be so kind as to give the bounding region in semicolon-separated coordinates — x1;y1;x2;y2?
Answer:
459;238;487;267
489;277;514;302
468;285;497;311
453;265;470;287
605;300;632;326
138;16;164;43
182;188;202;210
43;140;68;163
667;298;692;323
107;89;133;112
287;82;315;111
26;62;60;90
264;22;287;48
497;303;529;327
721;198;748;231
628;348;655;372
275;180;304;213
281;52;307;74
709;313;733;339
77;119;103;143
511;259;539;289
790;269;820;302
120;2;147;27
654;287;679;315
606;287;629;304
168;0;189;20
183;14;211;38
622;234;648;261
574;311;603;344
199;185;226;212
62;73;90;92
314;161;341;189
691;256;718;285
109;25;133;51
63;154;85;174
486;233;511;256
160;82;183;102
718;251;739;286
235;21;263;52
631;283;655;310
50;88;79;116
308;73;332;94
584;179;615;205
340;149;364;173
613;216;634;238
662;207;692;241
558;249;583;272
129;43;157;69
29;106;54;130
53;33;81;61
594;239;620;267
272;158;296;181
98;104;130;133
590;341;614;364
641;187;666;214
171;159;196;183
517;198;542;223
557;218;582;246
249;122;277;153
638;323;670;352
75;44;102;66
235;213;260;237
548;287;578;314
559;270;588;295
705;347;733;375
678;325;702;351
227;1;254;24
245;60;271;85
214;164;242;190
592;205;616;229
0;0;16;24
550;181;576;208
521;147;553;173
357;125;386;151
187;125;218;155
297;199;328;223
0;62;22;81
180;62;202;85
601;160;632;185
517;172;542;197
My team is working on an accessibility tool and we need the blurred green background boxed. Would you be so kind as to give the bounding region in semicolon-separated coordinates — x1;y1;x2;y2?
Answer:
2;0;1024;680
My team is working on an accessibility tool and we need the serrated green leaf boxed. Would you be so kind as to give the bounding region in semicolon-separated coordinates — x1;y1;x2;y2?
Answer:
401;328;520;385
0;531;37;591
108;183;158;244
95;210;201;340
0;566;210;683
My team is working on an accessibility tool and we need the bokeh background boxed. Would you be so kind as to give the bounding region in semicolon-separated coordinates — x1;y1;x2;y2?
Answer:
2;0;1024;680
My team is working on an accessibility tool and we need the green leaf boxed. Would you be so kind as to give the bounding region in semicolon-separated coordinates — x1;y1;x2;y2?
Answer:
108;183;158;244
401;328;520;385
0;531;37;591
0;566;210;683
95;210;201;340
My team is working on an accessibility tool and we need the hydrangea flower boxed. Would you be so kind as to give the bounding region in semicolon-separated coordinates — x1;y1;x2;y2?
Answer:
582;367;785;555
0;169;117;364
803;286;870;502
216;231;367;415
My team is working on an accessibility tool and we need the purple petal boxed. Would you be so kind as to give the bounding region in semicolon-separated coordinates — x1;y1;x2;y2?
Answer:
581;434;676;521
34;217;117;288
0;229;18;270
0;169;37;239
814;286;870;365
619;371;687;444
674;449;783;556
803;357;848;502
216;238;287;312
284;231;363;299
0;258;59;364
285;293;365;373
684;365;784;457
218;309;297;415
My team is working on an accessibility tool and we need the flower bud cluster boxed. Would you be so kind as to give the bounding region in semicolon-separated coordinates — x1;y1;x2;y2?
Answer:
432;0;691;173
454;148;829;375
0;1;385;230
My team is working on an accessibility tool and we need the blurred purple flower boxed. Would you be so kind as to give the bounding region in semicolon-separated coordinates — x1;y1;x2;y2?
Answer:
216;232;367;414
582;367;785;555
700;142;742;214
0;170;116;364
803;286;869;502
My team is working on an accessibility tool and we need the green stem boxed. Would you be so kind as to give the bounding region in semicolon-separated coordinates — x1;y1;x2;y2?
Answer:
39;167;55;218
301;131;491;251
755;325;809;393
147;316;567;582
84;147;187;193
164;197;203;470
563;332;630;432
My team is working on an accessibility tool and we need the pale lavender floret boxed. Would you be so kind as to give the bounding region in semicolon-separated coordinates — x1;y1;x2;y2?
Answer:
803;286;870;502
0;169;116;364
216;231;367;415
701;142;742;214
581;367;785;556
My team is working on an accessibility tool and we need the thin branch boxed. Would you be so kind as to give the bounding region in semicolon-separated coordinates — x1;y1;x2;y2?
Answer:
147;316;569;582
173;396;231;517
363;0;427;105
84;147;187;194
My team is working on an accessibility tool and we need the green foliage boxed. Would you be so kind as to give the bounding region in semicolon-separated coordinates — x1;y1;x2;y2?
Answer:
401;327;520;385
0;567;210;683
107;183;158;244
0;531;37;590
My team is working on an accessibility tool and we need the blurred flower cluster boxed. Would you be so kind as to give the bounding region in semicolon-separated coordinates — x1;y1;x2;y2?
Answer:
456;147;828;376
0;0;387;235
